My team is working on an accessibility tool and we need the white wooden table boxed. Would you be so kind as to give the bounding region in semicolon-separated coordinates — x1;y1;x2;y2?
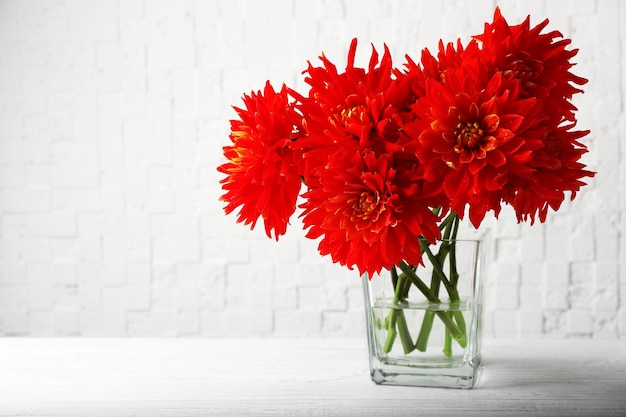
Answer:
0;338;624;416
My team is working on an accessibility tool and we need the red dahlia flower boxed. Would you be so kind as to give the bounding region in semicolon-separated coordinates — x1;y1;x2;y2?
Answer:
470;7;594;223
300;150;442;277
474;7;588;123
295;39;448;275
295;38;416;178
406;55;547;228
503;121;594;223
403;8;594;227
218;81;303;240
403;38;486;98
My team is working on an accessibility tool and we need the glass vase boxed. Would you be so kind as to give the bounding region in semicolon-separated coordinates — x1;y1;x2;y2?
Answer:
362;238;485;389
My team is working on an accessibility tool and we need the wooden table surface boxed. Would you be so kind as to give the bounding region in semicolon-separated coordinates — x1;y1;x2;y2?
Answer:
0;338;624;416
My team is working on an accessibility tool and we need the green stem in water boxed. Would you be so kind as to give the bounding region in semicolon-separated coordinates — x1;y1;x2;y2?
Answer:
415;215;456;353
397;262;467;348
443;320;453;357
415;311;435;352
383;267;414;354
383;212;472;357
454;309;466;336
414;241;442;352
446;215;467;343
396;309;415;354
383;313;397;353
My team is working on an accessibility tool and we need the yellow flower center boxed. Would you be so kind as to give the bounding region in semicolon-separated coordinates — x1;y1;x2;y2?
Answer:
351;191;384;223
455;121;484;151
452;114;499;162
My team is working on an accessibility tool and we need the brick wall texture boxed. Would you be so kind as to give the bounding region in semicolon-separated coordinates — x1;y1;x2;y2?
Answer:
0;0;623;338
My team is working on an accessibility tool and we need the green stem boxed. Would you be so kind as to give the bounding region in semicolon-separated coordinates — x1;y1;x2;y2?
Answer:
454;309;466;336
421;244;453;294
383;313;397;353
446;215;467;343
398;262;467;348
383;213;472;357
448;214;460;288
414;240;444;352
383;267;414;354
415;221;454;352
443;321;452;357
397;262;436;302
396;310;415;354
415;312;435;352
391;262;399;290
437;210;456;232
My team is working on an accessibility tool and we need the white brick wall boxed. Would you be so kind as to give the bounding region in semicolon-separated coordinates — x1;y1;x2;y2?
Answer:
0;0;622;338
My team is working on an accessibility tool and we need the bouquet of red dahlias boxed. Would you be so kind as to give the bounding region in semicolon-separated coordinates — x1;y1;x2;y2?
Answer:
218;8;593;358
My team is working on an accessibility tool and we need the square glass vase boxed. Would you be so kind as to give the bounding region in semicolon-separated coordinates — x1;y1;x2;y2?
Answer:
362;238;485;389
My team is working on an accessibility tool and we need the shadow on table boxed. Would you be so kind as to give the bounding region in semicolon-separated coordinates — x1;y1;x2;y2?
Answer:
478;356;626;395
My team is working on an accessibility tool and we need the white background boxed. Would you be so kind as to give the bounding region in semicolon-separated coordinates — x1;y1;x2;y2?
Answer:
0;0;622;338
